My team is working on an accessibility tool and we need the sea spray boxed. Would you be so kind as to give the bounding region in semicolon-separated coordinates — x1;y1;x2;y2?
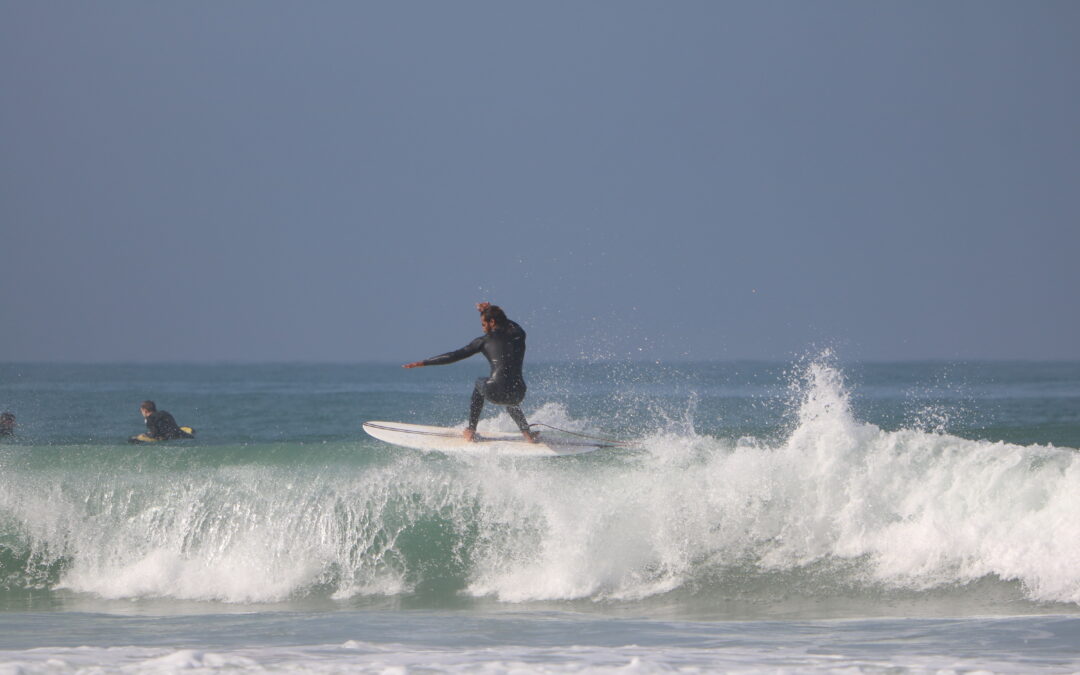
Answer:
466;359;1080;604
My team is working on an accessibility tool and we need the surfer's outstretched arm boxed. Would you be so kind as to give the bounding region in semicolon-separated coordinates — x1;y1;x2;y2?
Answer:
403;337;485;369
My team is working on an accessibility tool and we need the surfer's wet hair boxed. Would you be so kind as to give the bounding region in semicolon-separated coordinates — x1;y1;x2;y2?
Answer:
140;400;157;412
481;305;508;327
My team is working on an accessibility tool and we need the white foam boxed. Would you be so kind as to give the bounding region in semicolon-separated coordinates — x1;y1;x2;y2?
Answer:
464;360;1080;604
1;639;1074;674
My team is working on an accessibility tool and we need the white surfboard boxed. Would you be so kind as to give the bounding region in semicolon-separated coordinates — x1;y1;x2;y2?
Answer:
362;421;614;457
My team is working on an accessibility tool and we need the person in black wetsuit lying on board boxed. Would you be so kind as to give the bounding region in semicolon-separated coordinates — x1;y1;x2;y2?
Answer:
0;412;15;438
138;400;194;441
404;302;538;443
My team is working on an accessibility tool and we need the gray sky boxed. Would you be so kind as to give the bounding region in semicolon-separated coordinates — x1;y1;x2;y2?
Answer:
2;1;1078;363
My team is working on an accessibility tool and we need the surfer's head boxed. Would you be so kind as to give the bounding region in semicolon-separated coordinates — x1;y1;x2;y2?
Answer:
480;304;507;333
140;400;157;417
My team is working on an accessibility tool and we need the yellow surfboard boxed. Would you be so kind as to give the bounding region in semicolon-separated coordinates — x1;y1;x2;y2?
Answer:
128;426;196;444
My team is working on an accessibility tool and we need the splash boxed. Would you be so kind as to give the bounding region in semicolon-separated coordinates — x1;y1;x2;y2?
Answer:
466;358;1080;605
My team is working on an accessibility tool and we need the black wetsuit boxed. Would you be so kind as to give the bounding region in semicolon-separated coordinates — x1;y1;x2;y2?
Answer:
421;320;531;433
144;410;190;440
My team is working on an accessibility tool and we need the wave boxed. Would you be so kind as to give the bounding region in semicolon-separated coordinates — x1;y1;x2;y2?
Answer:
1;359;1079;608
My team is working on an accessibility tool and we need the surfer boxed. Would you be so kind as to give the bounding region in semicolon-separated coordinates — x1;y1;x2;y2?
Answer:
136;400;193;441
404;302;537;443
0;412;15;437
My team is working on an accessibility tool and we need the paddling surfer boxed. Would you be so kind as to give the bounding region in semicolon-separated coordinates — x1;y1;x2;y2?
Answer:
404;302;537;443
138;400;193;441
0;412;15;437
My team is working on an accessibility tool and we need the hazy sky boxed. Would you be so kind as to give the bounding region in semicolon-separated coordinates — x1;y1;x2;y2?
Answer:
2;1;1078;363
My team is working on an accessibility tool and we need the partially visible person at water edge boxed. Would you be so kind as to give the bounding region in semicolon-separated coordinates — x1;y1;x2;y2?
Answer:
0;412;15;437
138;400;193;441
404;302;537;443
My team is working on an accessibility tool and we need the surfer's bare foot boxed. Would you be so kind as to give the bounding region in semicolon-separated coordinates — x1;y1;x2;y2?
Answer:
463;428;476;442
522;430;539;443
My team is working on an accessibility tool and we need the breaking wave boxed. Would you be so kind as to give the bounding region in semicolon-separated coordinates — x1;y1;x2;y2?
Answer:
2;359;1078;609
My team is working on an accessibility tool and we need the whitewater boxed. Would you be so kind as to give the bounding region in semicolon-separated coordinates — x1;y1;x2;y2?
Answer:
1;359;1079;673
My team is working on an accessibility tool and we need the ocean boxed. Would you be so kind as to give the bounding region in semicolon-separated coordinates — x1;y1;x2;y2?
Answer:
1;357;1079;673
